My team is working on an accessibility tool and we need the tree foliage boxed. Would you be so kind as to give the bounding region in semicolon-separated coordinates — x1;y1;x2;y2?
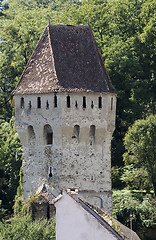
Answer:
0;117;22;218
0;0;155;149
0;1;155;235
113;190;156;240
123;115;156;195
0;215;56;240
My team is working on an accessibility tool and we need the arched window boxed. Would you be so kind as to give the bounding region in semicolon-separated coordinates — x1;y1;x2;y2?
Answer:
67;96;70;108
54;94;57;108
37;97;41;108
89;125;96;145
98;96;102;109
91;101;94;109
20;97;24;108
28;126;36;144
83;96;86;108
44;124;53;145
72;125;80;140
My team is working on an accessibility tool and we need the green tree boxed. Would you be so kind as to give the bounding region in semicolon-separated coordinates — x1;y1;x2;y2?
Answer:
0;117;22;217
113;190;156;240
123;115;156;195
0;0;155;201
0;0;55;121
58;0;156;168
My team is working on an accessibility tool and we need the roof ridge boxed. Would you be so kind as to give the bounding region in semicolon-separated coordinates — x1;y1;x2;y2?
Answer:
78;198;123;240
47;25;58;84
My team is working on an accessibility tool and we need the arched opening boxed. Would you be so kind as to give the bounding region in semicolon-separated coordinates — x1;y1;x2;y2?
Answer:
67;96;70;108
37;97;41;108
44;124;53;145
54;94;57;108
72;125;80;140
89;125;96;145
20;97;24;108
83;96;86;108
98;96;102;109
91;101;94;109
28;126;36;144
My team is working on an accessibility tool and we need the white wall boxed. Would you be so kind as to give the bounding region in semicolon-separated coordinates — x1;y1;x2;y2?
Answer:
55;192;117;240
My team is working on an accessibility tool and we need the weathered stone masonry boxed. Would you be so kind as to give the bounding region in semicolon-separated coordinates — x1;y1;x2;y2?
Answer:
14;24;117;214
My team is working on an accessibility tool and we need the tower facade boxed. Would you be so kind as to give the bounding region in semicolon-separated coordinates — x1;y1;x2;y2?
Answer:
14;24;117;213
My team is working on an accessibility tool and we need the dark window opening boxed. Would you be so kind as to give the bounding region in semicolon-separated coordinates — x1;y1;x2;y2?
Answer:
75;101;78;108
72;125;80;140
111;97;113;110
46;100;49;109
89;125;96;145
44;125;53;145
20;97;24;108
98;96;102;109
67;96;70;108
83;96;86;108
28;126;36;144
54;95;57;108
91;101;94;109
47;132;53;145
49;166;53;178
37;97;41;108
47;205;50;219
29;101;32;109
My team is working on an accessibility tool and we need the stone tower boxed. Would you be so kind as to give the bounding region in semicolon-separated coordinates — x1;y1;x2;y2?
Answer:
13;24;117;213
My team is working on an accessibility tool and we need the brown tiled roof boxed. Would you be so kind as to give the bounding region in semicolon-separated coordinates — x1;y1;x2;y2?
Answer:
13;24;116;95
36;184;56;204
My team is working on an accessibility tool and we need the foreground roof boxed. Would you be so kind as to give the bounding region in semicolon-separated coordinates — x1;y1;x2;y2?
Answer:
78;198;141;240
13;24;116;95
54;190;141;240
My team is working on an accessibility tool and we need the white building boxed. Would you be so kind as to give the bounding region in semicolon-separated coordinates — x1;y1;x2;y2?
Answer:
13;24;117;213
54;190;141;240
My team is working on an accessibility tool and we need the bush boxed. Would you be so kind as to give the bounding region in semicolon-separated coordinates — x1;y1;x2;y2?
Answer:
0;215;55;240
121;165;152;191
113;190;156;240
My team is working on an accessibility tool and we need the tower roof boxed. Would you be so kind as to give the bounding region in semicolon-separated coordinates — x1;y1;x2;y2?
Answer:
13;24;116;95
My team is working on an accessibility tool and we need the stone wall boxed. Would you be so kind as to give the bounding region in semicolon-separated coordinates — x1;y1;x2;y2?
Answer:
15;92;116;213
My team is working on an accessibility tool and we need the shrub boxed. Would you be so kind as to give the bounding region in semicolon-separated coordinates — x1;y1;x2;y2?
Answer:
113;190;156;240
0;215;55;240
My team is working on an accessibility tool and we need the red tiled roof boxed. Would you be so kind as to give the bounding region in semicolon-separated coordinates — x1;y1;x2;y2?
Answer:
13;24;116;95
